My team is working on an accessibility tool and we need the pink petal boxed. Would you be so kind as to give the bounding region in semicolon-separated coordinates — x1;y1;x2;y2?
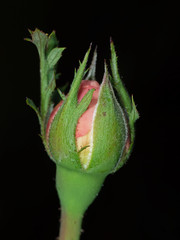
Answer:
76;80;100;138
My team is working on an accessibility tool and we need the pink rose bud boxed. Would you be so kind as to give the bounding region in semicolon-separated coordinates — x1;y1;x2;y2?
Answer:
39;43;139;174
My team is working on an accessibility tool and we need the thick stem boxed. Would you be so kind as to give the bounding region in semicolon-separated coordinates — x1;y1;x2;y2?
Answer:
58;208;83;240
56;165;107;240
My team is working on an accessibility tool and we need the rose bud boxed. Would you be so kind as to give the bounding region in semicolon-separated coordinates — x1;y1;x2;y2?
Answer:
46;61;129;174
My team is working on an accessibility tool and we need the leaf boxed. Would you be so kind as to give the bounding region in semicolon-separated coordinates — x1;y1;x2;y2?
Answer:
30;28;48;55
26;98;42;125
46;31;59;55
47;47;65;69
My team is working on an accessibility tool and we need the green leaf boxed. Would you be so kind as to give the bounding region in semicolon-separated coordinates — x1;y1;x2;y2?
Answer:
47;47;65;69
26;29;65;122
30;28;48;56
26;98;42;125
46;31;59;55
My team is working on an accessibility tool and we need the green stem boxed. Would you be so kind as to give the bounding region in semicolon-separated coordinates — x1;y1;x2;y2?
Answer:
58;208;83;240
56;165;107;240
39;52;48;119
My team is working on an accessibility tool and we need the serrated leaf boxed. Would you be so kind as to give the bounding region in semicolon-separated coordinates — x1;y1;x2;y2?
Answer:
46;31;59;55
47;47;65;69
30;28;48;55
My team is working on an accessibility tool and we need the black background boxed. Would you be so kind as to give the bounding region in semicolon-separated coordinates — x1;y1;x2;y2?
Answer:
1;1;180;239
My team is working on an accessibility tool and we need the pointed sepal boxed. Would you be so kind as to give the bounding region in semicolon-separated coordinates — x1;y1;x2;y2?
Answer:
110;39;132;116
85;46;97;80
48;49;95;170
86;64;129;173
65;47;91;108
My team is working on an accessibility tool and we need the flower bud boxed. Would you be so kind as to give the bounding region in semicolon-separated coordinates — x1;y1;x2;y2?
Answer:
46;60;132;175
26;29;139;176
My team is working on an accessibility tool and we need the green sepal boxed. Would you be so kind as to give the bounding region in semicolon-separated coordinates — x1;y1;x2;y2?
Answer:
76;88;95;115
87;64;128;174
109;40;140;171
110;39;132;116
112;95;139;171
49;89;95;169
48;49;96;170
66;47;91;108
85;46;97;80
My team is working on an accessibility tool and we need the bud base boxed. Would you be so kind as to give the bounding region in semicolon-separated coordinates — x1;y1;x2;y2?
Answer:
56;165;107;239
